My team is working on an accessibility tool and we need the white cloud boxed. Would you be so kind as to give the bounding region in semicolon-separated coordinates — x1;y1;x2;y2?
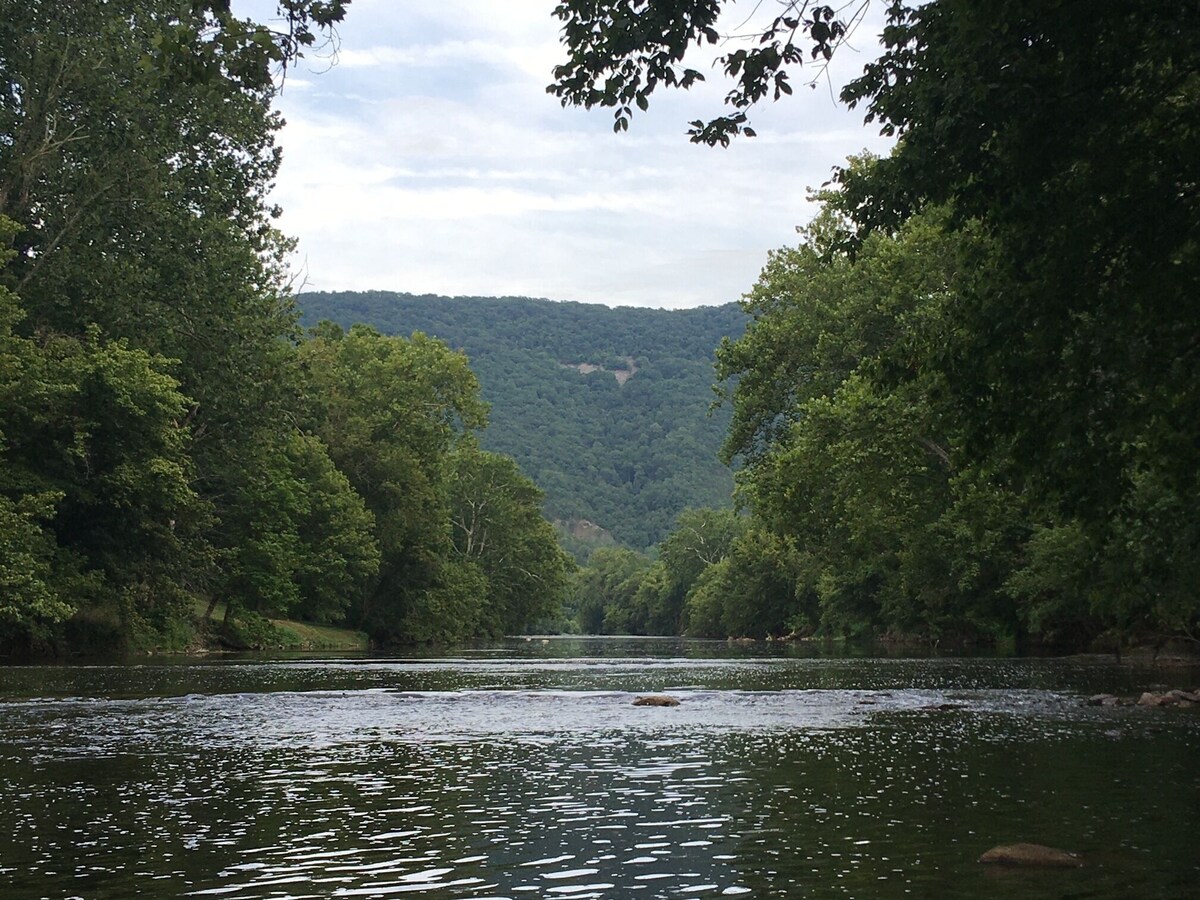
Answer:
240;1;894;309
334;38;538;72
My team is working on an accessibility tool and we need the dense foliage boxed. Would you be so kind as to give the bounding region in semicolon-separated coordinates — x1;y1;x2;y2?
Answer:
556;1;1200;649
0;0;570;656
298;292;744;550
4;0;1193;654
548;0;862;144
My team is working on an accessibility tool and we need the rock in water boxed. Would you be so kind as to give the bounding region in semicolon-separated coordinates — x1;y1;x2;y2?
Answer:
979;843;1083;868
633;695;680;707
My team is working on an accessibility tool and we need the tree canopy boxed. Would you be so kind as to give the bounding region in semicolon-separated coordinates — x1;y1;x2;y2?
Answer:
4;0;1194;653
0;0;573;655
553;2;1200;647
548;0;864;144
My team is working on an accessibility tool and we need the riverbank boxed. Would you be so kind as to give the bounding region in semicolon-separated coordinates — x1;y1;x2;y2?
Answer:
192;601;368;653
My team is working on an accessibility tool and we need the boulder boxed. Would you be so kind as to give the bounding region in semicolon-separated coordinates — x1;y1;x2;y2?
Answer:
1087;694;1119;706
1138;691;1170;707
633;694;681;707
979;843;1083;868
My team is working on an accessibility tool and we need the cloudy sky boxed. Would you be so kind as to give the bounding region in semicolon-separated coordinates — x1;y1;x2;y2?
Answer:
238;1;894;309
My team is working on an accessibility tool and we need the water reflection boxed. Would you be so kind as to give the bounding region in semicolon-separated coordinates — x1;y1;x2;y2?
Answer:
0;646;1196;899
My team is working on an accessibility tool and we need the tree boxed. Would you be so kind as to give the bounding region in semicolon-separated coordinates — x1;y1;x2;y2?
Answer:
447;443;575;636
299;324;488;643
151;2;351;90
215;431;379;626
714;201;1027;642
682;527;805;639
0;491;70;651
637;507;746;633
570;547;653;634
0;217;202;649
841;3;1200;644
0;0;350;649
556;1;1200;645
841;7;1200;631
549;0;863;144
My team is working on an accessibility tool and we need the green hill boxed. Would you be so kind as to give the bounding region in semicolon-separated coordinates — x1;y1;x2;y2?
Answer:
297;292;746;549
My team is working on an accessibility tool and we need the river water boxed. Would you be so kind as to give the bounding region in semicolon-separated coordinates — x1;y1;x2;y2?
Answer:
0;638;1196;899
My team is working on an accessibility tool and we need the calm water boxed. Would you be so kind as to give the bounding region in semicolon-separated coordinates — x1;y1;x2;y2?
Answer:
1;638;1197;899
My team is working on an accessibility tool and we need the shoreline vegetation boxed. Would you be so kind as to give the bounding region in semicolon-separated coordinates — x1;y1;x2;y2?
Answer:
98;617;1200;666
191;601;368;654
2;3;1196;662
0;4;572;661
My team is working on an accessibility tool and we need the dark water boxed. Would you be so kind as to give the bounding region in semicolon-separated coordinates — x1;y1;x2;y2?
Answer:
1;638;1197;899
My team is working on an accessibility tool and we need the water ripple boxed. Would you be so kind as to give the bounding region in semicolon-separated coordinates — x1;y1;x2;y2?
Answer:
0;650;1197;898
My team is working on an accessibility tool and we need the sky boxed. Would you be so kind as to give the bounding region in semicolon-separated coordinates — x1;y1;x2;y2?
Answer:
238;1;895;310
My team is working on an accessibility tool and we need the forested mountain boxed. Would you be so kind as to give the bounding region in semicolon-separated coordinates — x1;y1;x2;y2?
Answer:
298;292;746;550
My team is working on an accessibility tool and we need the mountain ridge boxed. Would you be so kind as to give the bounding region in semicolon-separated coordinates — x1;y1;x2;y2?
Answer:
297;290;746;549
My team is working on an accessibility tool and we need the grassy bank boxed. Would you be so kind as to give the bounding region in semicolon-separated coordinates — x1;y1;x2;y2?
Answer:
193;601;369;652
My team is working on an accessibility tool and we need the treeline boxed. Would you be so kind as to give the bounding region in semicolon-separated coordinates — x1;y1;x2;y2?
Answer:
0;1;571;656
299;292;744;549
571;175;1198;650
562;0;1199;651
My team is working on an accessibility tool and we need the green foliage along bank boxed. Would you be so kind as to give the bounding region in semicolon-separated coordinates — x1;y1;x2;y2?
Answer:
297;292;745;551
569;178;1198;650
553;2;1199;650
0;1;571;656
296;324;574;645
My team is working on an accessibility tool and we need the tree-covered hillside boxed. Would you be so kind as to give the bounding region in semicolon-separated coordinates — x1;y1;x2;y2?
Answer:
298;292;745;549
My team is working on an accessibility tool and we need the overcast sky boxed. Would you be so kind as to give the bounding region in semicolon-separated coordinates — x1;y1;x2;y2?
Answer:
239;1;894;309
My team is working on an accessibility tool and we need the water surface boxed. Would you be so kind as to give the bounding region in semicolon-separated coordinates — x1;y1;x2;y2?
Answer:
1;638;1196;898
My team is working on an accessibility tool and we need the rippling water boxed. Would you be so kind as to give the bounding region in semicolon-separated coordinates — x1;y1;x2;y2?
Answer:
1;638;1197;898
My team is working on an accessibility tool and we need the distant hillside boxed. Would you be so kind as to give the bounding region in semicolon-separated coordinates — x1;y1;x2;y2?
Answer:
297;291;746;549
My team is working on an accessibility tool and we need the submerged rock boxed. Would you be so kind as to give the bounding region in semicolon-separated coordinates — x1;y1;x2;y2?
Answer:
979;843;1083;868
633;694;680;707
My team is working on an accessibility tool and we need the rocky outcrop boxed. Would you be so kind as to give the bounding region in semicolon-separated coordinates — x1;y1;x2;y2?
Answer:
979;843;1083;868
1140;689;1200;707
633;694;681;707
1084;688;1199;708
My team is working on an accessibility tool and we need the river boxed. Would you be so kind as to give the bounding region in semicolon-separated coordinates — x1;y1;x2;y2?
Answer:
0;638;1196;898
